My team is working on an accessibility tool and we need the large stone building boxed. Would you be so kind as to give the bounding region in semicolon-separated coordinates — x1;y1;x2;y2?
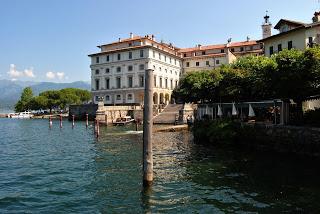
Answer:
89;34;263;105
89;34;182;106
180;40;262;73
259;12;320;57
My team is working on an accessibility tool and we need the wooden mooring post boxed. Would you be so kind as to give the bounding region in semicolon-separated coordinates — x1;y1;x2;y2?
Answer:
59;114;63;128
86;113;89;128
143;68;154;187
72;115;75;129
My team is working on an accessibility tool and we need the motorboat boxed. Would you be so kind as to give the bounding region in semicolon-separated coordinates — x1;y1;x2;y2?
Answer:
113;116;135;126
9;111;34;119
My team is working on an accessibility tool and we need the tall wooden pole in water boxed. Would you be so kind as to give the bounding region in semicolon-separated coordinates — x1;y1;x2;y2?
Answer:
143;68;154;187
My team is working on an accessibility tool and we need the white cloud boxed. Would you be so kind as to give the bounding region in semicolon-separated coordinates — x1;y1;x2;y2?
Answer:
56;72;65;80
46;71;56;79
24;67;35;78
8;64;23;78
7;64;36;78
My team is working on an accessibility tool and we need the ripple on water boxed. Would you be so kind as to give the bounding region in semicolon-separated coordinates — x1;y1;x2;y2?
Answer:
1;120;320;213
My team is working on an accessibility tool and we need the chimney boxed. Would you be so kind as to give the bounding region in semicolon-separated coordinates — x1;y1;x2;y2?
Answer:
118;38;121;42
313;11;320;23
247;36;250;42
151;34;155;41
197;44;202;49
129;32;133;39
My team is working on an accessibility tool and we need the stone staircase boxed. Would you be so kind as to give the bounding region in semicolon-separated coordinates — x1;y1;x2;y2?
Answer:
153;104;184;124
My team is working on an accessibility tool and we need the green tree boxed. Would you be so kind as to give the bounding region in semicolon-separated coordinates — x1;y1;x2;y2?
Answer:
14;87;34;112
39;90;61;113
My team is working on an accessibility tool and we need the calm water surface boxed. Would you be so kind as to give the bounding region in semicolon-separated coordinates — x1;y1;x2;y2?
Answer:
0;118;320;213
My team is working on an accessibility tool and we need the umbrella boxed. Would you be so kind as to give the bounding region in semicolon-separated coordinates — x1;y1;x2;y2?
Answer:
248;104;255;117
217;105;223;117
232;103;238;116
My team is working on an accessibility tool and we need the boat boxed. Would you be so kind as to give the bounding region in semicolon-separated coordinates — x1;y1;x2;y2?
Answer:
113;116;135;126
9;111;34;119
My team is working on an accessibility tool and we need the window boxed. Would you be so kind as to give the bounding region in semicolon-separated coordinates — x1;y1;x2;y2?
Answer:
129;52;132;59
206;61;210;66
202;51;206;55
116;95;121;100
139;64;145;70
175;80;178;88
154;75;157;87
117;67;121;72
105;78;110;89
106;55;109;61
170;79;173;89
127;94;133;100
249;46;253;51
240;47;244;52
278;44;282;52
128;76;133;88
170;70;172;74
139;75;144;87
288;41;293;50
126;65;132;71
95;69;99;75
96;57;99;63
164;56;167;62
159;67;162;72
183;53;187;57
221;49;225;53
159;77;163;88
153;51;156;58
165;69;167;73
116;77;121;88
95;79;99;90
105;68;110;73
269;46;274;55
117;53;121;60
140;50;144;57
216;60;220;65
95;96;99;101
170;58;172;63
231;48;234;52
128;42;132;47
196;62;200;66
174;59;176;65
186;62;190;67
159;53;161;60
105;95;110;101
165;79;168;89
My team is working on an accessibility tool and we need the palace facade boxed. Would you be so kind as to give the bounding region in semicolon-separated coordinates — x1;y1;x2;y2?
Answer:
89;34;263;105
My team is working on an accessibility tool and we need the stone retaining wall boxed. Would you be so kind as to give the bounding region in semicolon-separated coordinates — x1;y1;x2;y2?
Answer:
240;124;320;157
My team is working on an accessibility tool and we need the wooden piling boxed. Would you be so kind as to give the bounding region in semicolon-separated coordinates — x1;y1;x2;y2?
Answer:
96;119;100;138
86;113;89;128
72;114;75;129
143;68;154;187
60;114;63;128
49;115;52;129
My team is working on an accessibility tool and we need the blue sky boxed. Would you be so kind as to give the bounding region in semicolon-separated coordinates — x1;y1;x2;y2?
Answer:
0;0;317;82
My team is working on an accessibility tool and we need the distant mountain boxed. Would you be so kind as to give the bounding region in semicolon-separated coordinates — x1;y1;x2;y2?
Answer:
0;79;91;110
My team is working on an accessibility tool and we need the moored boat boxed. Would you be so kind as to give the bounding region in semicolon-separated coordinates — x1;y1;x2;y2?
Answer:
113;116;135;126
9;111;34;119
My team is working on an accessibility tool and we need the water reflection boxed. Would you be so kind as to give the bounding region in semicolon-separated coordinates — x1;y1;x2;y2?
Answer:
1;120;320;213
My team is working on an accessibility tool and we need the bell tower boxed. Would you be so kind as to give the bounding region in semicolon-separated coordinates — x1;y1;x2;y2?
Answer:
262;11;272;39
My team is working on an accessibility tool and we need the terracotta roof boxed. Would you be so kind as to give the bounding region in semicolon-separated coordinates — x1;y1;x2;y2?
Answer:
179;40;260;53
179;44;226;53
98;36;144;47
229;40;259;47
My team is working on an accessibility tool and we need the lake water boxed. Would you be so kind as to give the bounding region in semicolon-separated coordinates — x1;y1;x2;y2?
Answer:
1;118;320;213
